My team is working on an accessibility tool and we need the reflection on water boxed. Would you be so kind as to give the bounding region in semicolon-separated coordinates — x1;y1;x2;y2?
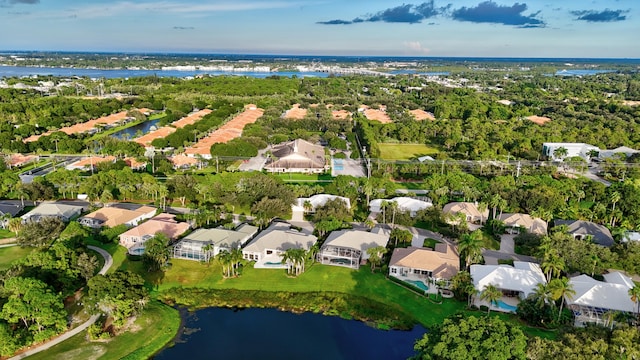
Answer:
154;307;426;360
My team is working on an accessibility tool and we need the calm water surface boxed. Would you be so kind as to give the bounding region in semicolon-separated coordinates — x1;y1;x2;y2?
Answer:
110;119;160;140
153;307;426;360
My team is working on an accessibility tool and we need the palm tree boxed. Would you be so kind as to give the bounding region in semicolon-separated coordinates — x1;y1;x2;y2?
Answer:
549;277;576;321
230;248;243;277
553;146;568;160
628;285;640;323
388;201;399;228
216;250;232;277
541;255;565;281
489;194;504;219
531;207;553;234
610;191;621;213
362;179;373;206
457;231;483;270
477;202;488;224
364;219;375;231
303;200;313;213
532;283;552;309
366;246;387;273
202;244;214;264
450;271;475;307
480;284;503;314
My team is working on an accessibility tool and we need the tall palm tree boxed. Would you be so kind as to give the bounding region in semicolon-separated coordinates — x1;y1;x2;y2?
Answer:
217;250;232;277
549;277;576;321
457;231;483;270
532;283;552;309
628;285;640;323
610;191;621;213
366;246;387;273
480;284;503;314
541;255;565;281
531;207;553;234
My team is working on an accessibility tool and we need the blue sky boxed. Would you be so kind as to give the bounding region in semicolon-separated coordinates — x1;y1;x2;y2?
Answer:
0;0;638;57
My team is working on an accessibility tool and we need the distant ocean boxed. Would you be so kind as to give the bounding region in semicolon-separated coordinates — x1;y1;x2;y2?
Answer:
2;51;640;64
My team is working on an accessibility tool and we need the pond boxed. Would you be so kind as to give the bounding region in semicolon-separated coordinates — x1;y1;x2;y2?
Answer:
153;307;426;360
110;119;160;140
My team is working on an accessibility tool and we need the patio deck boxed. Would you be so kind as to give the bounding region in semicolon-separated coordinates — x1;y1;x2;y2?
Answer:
254;254;287;269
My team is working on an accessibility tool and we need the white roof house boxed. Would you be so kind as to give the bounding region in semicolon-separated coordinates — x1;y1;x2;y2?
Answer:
369;197;432;217
293;194;351;213
242;222;317;268
21;202;85;223
567;272;636;327
541;142;599;161
318;228;390;269
471;262;546;312
598;146;639;160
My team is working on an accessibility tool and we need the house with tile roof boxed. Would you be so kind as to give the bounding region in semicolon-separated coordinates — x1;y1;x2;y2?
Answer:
443;202;489;226
79;205;157;229
497;213;547;235
119;213;190;255
264;139;327;173
554;219;614;247
389;244;459;284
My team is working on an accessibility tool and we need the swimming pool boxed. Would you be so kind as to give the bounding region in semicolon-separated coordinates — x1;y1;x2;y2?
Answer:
405;280;429;292
495;300;518;312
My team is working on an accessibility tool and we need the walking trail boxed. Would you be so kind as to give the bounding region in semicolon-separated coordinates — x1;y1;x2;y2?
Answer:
8;245;113;360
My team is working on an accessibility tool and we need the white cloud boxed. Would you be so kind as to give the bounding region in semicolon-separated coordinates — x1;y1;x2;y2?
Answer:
403;41;430;55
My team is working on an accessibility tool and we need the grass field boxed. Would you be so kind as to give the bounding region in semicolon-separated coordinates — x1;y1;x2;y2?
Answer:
138;258;554;338
25;301;180;360
0;245;32;270
378;143;439;160
276;173;334;182
0;228;15;239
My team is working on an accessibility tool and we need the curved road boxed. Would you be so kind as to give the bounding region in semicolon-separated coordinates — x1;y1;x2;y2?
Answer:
9;245;113;360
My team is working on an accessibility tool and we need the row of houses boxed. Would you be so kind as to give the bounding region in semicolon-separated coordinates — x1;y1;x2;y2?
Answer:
470;261;637;327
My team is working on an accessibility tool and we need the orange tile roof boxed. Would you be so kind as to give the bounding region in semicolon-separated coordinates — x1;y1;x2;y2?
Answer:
68;155;116;169
183;105;263;155
23;108;151;142
171;154;199;167
526;115;551;125
6;154;37;167
409;109;435;121
124;157;147;169
171;109;213;129
331;110;351;120
363;108;392;123
134;126;176;146
283;104;308;119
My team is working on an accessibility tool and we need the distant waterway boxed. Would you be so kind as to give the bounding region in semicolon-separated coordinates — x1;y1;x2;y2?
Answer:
0;65;331;79
153;307;426;360
110;119;160;140
555;69;617;76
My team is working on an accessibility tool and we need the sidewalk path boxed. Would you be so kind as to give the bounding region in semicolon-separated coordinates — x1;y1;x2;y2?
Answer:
8;245;113;360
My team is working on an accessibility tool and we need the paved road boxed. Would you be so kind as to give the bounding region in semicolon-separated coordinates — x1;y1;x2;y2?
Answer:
499;234;516;254
8;245;113;360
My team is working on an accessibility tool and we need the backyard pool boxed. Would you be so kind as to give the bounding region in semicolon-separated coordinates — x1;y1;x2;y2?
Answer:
496;300;518;312
405;280;429;292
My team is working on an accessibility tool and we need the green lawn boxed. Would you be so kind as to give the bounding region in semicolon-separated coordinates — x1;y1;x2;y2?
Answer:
25;301;180;360
0;245;32;270
0;228;15;239
276;173;334;182
378;143;439;160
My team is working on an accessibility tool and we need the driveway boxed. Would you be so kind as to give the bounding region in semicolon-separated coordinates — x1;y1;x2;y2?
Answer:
8;245;113;360
239;149;268;172
499;234;516;254
482;249;537;265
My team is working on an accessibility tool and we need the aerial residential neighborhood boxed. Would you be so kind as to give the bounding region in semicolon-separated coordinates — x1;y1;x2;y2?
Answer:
1;53;640;359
